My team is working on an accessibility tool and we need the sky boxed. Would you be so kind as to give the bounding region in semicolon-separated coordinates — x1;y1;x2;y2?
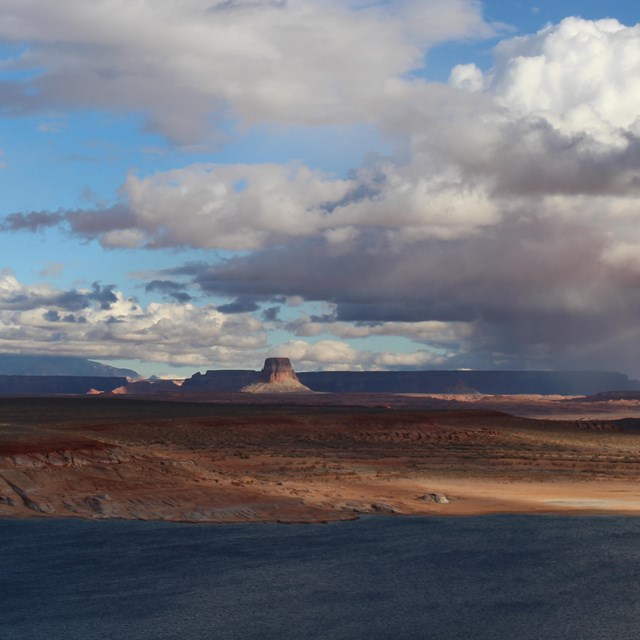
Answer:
1;0;640;378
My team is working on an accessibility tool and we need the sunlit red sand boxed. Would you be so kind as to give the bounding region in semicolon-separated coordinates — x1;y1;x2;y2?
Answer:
2;394;640;522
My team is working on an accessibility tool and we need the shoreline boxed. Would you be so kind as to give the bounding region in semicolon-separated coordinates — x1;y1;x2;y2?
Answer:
5;503;640;525
4;476;640;523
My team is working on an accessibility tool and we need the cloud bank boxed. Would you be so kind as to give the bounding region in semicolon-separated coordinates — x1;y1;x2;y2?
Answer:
3;10;640;374
0;271;449;372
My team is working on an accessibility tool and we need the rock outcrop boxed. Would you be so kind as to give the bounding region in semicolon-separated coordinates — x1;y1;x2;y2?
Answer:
241;358;312;393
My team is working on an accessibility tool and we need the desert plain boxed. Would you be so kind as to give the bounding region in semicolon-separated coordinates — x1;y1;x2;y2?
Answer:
3;392;640;523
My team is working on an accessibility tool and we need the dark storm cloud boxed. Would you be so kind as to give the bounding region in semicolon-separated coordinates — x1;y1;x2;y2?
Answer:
43;310;60;322
159;262;209;277
51;290;93;311
5;289;85;312
216;297;260;314
309;313;336;323
481;120;640;197
261;306;280;321
181;216;640;370
3;282;117;312
46;310;83;324
87;282;118;310
145;280;193;303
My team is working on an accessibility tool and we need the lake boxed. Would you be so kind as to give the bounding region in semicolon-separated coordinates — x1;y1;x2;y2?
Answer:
2;515;639;639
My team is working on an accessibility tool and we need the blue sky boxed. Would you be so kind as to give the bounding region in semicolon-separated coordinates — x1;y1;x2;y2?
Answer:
1;0;640;378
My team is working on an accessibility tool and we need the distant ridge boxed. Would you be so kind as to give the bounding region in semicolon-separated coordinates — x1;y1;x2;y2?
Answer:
0;354;140;379
0;375;128;396
296;370;640;396
577;390;640;402
184;367;640;396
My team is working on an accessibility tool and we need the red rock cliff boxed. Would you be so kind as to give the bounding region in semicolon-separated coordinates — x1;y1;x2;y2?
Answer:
260;358;301;384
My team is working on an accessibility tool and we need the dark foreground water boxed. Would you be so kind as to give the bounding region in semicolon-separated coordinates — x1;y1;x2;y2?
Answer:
2;515;640;639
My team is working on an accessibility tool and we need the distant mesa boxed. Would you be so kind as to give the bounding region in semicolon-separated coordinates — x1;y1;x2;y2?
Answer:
0;354;138;396
577;390;640;402
182;364;640;396
183;357;313;394
294;369;640;396
240;358;312;394
0;375;128;396
0;354;638;397
0;354;639;399
0;354;140;379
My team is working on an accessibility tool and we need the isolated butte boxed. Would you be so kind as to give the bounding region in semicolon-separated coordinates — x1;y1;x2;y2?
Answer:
240;357;312;393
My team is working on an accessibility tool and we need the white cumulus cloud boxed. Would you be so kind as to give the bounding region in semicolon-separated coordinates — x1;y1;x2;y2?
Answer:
0;271;267;368
454;17;640;144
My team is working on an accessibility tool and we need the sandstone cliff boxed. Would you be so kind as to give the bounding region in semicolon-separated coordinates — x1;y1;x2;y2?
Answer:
241;358;312;393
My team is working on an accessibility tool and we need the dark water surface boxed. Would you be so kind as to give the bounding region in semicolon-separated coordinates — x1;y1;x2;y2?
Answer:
2;515;640;639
